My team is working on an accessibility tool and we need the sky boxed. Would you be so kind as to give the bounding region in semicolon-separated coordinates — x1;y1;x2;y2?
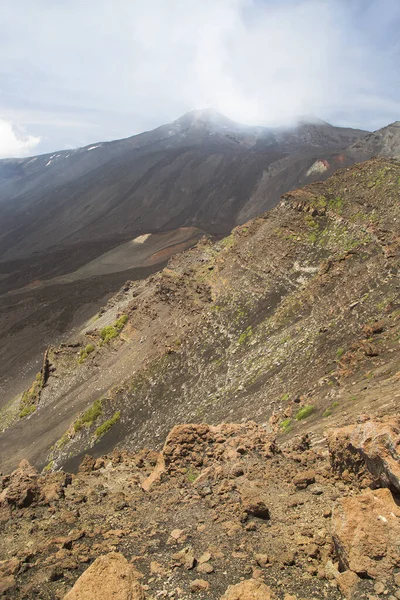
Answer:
0;0;399;157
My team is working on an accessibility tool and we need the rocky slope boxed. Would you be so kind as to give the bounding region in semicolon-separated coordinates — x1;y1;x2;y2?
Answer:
0;157;399;600
1;157;398;476
347;121;400;160
1;416;400;599
0;110;370;412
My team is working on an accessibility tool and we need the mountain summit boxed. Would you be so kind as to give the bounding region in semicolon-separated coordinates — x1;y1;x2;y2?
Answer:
173;107;237;129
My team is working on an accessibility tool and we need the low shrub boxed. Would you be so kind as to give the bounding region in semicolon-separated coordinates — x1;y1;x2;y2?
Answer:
280;418;292;433
19;373;43;418
238;326;252;345
100;315;128;344
186;466;199;483
19;404;36;418
95;411;120;438
295;405;314;421
74;399;103;432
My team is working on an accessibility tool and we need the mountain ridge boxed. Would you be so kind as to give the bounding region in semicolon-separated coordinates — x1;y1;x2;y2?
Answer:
0;113;398;428
1;156;398;475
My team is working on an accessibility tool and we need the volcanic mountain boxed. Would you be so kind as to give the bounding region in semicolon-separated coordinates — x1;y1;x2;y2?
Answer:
1;155;399;475
1;110;398;413
0;156;399;600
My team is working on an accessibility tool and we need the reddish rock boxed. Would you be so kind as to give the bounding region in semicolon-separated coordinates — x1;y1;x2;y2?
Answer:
63;552;145;599
39;471;71;504
327;417;400;492
78;455;96;473
335;570;361;599
190;578;210;592
0;575;16;595
292;470;316;490
0;460;39;508
220;579;276;599
332;488;400;578
240;483;270;520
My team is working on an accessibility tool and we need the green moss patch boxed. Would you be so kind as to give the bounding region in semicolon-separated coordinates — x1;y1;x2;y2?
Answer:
280;418;292;433
78;343;96;364
100;315;128;344
74;399;103;432
19;372;43;418
95;411;120;438
295;405;314;421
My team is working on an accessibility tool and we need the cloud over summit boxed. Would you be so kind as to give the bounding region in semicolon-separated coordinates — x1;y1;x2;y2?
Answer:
0;0;399;156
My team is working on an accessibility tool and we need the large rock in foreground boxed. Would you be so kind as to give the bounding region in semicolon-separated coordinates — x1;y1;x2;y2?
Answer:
327;417;400;492
64;552;145;600
332;488;400;579
220;579;276;599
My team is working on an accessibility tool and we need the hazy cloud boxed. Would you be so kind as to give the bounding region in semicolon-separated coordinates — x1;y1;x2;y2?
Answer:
0;119;41;158
0;0;399;155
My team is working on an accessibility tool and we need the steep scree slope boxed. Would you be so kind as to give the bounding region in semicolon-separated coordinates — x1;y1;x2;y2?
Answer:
1;158;399;475
0;110;368;412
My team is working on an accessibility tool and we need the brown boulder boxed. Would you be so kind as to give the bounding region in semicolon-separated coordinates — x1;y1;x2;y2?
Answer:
239;483;270;520
292;469;316;490
332;488;400;578
63;552;145;599
327;417;400;492
39;472;72;505
78;455;96;473
0;460;39;508
190;579;210;592
220;579;276;599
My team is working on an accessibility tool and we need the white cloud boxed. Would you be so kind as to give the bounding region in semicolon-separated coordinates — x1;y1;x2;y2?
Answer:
0;0;399;153
0;119;41;158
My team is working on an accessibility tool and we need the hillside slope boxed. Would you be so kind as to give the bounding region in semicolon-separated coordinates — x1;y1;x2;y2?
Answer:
1;158;398;475
0;111;369;411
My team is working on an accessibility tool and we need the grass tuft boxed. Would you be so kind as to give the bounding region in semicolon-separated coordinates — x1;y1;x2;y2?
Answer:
95;411;120;438
295;405;314;421
74;399;103;432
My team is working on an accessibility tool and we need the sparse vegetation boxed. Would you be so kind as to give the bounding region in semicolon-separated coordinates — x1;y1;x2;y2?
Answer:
19;404;36;418
323;408;332;418
78;342;96;364
19;372;43;418
42;460;54;473
186;466;199;483
100;314;128;344
95;411;120;438
74;399;103;432
280;418;292;433
308;231;318;245
295;405;314;421
238;326;253;345
336;347;345;360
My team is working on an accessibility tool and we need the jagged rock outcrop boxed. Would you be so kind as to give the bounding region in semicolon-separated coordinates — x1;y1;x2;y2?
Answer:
0;460;40;509
332;487;400;579
327;417;400;492
142;422;276;490
0;459;71;512
64;553;145;600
